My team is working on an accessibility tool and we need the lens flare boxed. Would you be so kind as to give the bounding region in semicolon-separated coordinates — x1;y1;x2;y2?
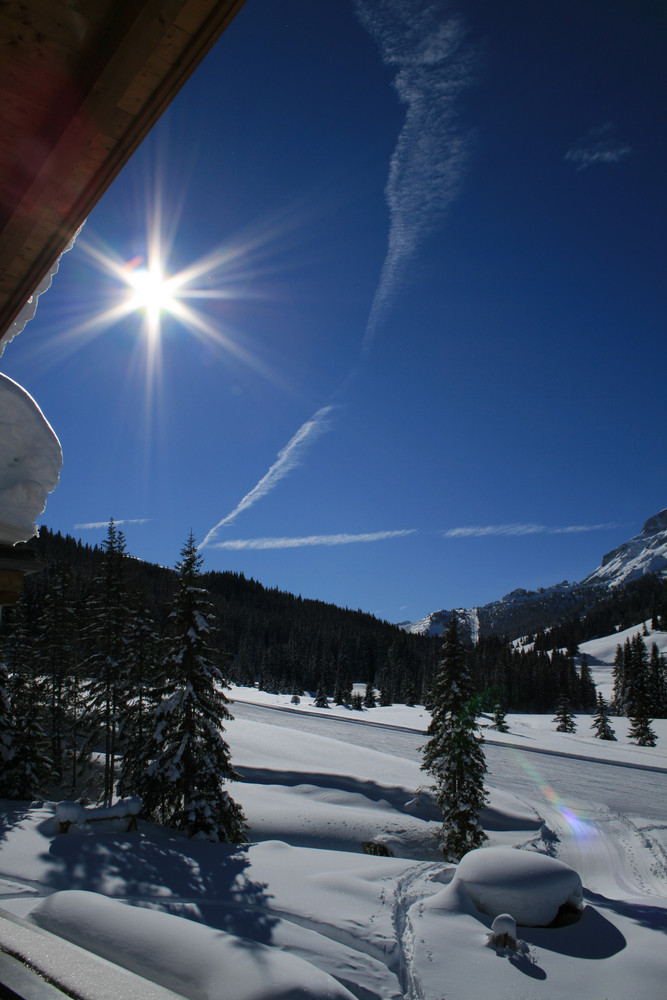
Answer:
508;749;595;841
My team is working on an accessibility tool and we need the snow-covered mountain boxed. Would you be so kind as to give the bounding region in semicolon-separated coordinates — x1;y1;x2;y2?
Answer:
582;508;667;587
406;509;667;639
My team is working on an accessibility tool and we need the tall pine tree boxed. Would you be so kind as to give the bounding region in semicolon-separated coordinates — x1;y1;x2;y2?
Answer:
84;519;130;806
421;616;488;862
140;533;246;842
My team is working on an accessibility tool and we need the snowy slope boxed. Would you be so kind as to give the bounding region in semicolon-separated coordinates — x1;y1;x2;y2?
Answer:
0;697;666;1000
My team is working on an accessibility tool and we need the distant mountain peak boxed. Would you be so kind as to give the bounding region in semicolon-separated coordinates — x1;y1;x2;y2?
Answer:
405;510;667;639
642;508;667;535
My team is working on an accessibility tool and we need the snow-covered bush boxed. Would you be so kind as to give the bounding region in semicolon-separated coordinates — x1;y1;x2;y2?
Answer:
453;846;583;926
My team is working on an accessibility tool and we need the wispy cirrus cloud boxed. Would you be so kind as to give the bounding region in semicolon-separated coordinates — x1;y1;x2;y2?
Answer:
444;522;616;538
208;529;416;551
354;0;476;352
565;123;631;171
200;405;336;547
74;518;151;530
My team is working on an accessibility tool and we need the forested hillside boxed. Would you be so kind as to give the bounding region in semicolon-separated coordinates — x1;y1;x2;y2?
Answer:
2;524;666;737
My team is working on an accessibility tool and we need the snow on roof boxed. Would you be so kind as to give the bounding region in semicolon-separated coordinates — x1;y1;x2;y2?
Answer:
0;373;62;544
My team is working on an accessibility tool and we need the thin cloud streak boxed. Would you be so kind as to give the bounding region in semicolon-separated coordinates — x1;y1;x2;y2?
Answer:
565;123;631;171
444;522;617;538
200;405;336;548
355;0;475;352
209;529;416;550
74;518;151;530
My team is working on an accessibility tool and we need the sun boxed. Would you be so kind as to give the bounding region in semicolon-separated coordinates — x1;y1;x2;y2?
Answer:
126;261;177;337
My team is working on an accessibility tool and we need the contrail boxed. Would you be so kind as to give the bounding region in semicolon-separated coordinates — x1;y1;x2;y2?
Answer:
200;405;336;548
354;0;475;352
208;529;416;550
202;4;475;549
74;518;151;530
444;522;617;538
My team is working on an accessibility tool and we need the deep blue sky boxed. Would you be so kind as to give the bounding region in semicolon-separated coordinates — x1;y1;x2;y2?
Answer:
2;0;665;622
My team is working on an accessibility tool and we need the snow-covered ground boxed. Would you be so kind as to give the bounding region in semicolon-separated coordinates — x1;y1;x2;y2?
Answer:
0;684;666;999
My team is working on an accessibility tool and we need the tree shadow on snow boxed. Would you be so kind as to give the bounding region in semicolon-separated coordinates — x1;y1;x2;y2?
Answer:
40;832;277;944
584;889;667;935
521;904;626;959
237;766;441;820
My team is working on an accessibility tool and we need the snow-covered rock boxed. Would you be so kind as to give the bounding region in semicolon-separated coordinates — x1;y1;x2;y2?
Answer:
452;847;583;926
0;374;62;544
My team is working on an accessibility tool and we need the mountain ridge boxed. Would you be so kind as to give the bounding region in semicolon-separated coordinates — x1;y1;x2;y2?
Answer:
405;509;667;640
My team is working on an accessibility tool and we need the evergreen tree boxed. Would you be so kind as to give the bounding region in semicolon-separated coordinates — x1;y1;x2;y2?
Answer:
553;697;576;733
628;633;650;718
578;654;597;710
491;701;509;732
140;533;246;842
363;680;377;708
590;693;616;741
117;600;160;800
333;668;352;706
628;703;657;746
421;616;488;862
611;642;629;714
84;519;130;806
314;683;329;708
648;643;667;718
36;564;79;786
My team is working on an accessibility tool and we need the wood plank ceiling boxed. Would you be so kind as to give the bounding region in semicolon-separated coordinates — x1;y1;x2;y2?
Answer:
0;0;246;348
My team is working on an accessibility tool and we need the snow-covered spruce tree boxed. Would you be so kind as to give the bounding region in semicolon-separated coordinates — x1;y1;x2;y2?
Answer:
590;693;616;741
421;615;488;862
611;641;629;714
553;697;576;733
628;703;657;747
141;533;247;842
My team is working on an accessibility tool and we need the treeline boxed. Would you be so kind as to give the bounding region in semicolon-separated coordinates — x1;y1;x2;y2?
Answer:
4;525;439;702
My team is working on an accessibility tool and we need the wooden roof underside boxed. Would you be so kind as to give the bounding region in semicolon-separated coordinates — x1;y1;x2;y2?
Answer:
0;0;246;347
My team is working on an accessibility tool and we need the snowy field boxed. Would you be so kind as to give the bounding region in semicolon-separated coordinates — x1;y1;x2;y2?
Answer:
0;673;666;998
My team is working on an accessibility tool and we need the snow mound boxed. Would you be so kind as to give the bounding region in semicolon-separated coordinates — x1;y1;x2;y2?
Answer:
31;889;357;1000
0;374;62;543
453;847;583;926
